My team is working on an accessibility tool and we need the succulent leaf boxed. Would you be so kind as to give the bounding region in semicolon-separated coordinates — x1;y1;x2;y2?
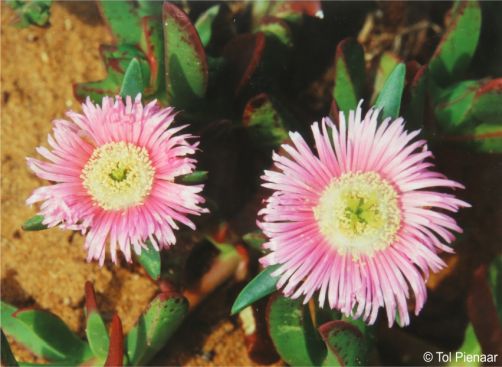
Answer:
177;170;208;185
231;264;280;316
371;52;400;104
74;45;149;104
86;312;110;361
374;63;406;119
434;79;502;142
428;0;482;86
135;239;161;281
104;315;124;367
333;38;366;113
319;320;368;367
243;93;290;148
125;293;189;366
120;58;145;98
267;295;327;366
1;330;19;367
1;301;91;362
195;5;220;48
163;2;208;110
22;215;48;231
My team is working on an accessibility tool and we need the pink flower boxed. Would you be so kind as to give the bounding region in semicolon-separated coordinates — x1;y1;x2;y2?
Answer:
259;103;469;327
27;95;207;265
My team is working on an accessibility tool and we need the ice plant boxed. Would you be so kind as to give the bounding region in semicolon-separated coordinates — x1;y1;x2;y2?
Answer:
26;95;207;264
259;103;470;327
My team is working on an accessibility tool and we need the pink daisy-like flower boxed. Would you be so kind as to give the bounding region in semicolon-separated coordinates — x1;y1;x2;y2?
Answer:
259;103;469;327
27;95;207;265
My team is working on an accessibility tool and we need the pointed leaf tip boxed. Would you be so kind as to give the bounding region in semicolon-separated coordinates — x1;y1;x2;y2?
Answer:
135;239;161;280
22;215;48;231
375;63;406;120
120;58;144;98
231;264;280;315
104;314;124;367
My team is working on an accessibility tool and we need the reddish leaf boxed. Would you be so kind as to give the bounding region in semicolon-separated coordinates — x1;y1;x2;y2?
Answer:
84;281;98;316
163;1;208;109
104;314;124;367
223;33;266;95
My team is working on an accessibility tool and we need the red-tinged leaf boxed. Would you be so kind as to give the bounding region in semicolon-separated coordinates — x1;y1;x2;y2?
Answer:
267;294;326;366
140;16;164;95
257;17;293;48
104;314;124;367
467;265;502;356
85;281;98;316
332;38;366;113
242;93;289;148
223;33;266;95
435;79;502;139
319;320;368;367
428;0;481;86
163;1;208;109
125;294;188;365
73;45;149;103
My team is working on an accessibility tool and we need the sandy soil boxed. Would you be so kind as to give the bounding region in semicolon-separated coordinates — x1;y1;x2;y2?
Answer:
1;2;259;365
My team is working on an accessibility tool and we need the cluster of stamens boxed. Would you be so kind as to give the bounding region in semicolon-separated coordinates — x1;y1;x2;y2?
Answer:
81;142;155;211
314;172;401;259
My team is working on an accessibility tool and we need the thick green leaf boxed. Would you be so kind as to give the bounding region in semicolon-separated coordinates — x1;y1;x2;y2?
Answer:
319;320;368;367
374;63;406;119
435;80;480;132
177;170;208;185
448;324;481;367
139;14;165;96
86;312;109;360
1;330;19;367
1;301;91;362
231;264;280;315
268;295;326;366
74;45;149;104
332;38;366;113
135;240;161;280
429;0;481;86
22;215;47;231
371;52;400;103
434;79;502;135
120;58;144;98
125;294;188;366
97;1;161;45
98;0;142;45
243;94;289;149
195;5;220;48
163;2;208;109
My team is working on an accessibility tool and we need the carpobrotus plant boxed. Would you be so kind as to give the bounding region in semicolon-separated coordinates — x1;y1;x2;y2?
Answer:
2;0;501;366
26;95;207;264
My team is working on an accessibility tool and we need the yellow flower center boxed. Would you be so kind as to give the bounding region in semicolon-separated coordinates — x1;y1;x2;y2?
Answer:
313;172;401;259
81;142;155;211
